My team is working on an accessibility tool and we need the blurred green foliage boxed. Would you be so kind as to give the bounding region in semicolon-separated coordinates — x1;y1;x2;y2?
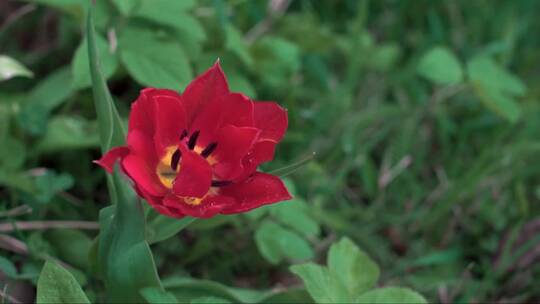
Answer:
1;0;540;302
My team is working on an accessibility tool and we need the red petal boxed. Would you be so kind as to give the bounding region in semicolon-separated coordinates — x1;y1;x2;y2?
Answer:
181;61;229;125
220;173;291;214
172;145;212;198
122;154;167;196
253;101;288;142
136;185;185;218
127;129;158;165
190;93;254;147
153;94;187;155
94;146;129;173
239;140;277;180
163;194;234;218
213;125;260;180
128;89;156;136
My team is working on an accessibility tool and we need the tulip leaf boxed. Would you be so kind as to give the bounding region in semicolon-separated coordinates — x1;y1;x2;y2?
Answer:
87;10;125;152
0;55;33;81
36;261;90;304
355;287;427;304
72;33;118;89
146;214;196;245
88;9;163;302
140;287;179;303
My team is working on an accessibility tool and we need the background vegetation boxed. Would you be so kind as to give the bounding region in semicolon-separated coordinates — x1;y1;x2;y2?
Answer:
1;0;539;302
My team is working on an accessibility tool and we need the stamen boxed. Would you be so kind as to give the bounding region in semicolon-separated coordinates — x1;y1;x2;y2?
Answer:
188;131;199;150
211;180;232;187
180;129;188;140
170;149;181;171
201;142;217;158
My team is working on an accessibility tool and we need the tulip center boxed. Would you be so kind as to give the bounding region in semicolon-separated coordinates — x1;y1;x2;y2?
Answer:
155;130;231;205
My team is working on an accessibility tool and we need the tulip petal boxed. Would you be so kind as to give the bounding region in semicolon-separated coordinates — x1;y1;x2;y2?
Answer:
181;61;229;125
136;185;185;218
127;129;158;164
164;194;233;218
213;125;260;180
94;146;129;173
154;95;187;154
172;146;212;198
220;172;292;214
253;101;288;142
123;154;167;196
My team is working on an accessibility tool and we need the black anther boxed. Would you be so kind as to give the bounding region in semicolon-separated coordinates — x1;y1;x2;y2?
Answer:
211;180;232;187
180;129;188;140
201;142;217;158
170;149;181;171
188;131;200;150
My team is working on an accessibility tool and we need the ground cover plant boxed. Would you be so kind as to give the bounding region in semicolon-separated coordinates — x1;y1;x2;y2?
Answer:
1;0;540;303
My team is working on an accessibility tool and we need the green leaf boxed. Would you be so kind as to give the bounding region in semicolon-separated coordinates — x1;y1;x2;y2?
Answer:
355;287;427;304
146;214;196;244
35;116;99;153
0;137;26;170
466;56;525;122
140;287;178;303
119;27;193;90
328;237;380;296
33;170;74;204
112;0;140;15
0;55;33;81
72;33;118;89
45;230;93;270
225;24;253;67
417;46;463;85
36;261;90;304
17;67;73;135
270;199;320;237
191;297;231;304
227;73;256;98
255;220;314;264
0;256;17;278
290;263;349;303
87;11;126;151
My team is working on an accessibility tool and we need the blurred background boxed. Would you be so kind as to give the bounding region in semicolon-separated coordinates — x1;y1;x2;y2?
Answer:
1;0;540;302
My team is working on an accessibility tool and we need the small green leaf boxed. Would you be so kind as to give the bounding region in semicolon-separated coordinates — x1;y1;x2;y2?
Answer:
290;263;349;303
255;221;314;264
36;261;90;304
355;287;427;304
466;56;525;122
35;116;99;153
328;237;380;296
112;0;140;15
33;170;74;204
0;55;33;81
0;137;26;170
270;199;320;237
72;33;118;89
0;256;17;278
119;27;193;90
140;287;178;303
417;46;463;85
225;24;253;67
45;230;93;270
17;68;73;135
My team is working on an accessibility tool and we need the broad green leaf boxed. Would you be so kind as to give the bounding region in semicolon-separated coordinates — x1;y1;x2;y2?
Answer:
355;287;427;304
328;237;380;297
417;46;463;85
35;116;99;153
146;215;196;244
0;55;33;81
112;0;140;15
119;27;193;90
17;68;73;135
255;221;314;264
467;56;525;122
225;24;253;67
45;230;93;270
72;33;118;89
36;261;90;304
290;263;349;303
140;287;178;303
228;73;256;98
251;37;300;86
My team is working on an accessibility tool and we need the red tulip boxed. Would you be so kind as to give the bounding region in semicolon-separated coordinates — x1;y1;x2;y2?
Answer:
95;62;291;218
